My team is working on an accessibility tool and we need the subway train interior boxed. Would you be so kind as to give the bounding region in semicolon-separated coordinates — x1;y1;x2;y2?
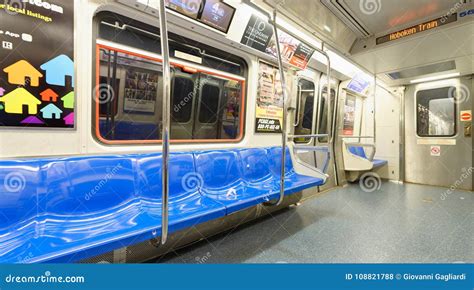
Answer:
0;0;472;265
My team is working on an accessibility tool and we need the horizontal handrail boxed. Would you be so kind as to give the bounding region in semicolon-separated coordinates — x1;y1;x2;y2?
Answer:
339;135;375;138
289;134;329;139
293;145;329;152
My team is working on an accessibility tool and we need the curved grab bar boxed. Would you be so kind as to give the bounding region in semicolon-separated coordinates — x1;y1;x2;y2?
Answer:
293;85;302;127
344;142;376;162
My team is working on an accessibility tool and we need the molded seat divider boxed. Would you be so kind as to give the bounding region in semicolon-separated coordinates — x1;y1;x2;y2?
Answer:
266;147;325;195
348;145;387;169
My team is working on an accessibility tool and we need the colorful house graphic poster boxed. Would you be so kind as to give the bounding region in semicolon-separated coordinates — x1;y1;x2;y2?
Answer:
0;0;74;129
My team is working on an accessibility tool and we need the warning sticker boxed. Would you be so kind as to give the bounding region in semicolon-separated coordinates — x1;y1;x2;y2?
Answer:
460;110;472;122
430;146;441;157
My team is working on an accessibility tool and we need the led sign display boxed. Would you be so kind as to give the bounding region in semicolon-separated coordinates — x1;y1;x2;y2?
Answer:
376;14;457;45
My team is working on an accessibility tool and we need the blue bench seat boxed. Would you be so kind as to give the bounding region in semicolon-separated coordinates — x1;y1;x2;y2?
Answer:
0;147;325;263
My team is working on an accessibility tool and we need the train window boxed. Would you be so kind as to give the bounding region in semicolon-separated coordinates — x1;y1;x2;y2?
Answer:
199;84;221;124
95;46;245;144
416;87;456;137
318;87;336;142
95;12;247;144
294;79;315;143
172;77;195;123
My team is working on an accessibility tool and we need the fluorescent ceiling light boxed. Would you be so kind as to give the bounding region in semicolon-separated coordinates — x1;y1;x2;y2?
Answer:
410;73;460;84
324;25;331;32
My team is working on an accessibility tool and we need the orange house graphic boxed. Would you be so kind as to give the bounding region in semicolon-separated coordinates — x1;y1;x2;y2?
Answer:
3;60;43;87
0;88;42;115
40;88;59;102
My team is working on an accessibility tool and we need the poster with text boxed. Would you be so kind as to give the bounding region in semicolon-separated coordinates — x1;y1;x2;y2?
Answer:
240;15;314;70
255;62;283;133
0;0;75;128
343;96;356;135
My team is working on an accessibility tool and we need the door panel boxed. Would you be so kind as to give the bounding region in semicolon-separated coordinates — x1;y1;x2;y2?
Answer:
317;75;340;191
404;77;473;190
294;77;318;166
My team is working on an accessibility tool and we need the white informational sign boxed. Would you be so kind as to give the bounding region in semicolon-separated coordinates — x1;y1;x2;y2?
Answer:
430;146;441;157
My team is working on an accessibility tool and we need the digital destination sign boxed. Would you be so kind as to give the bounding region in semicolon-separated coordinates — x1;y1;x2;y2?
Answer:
376;14;457;45
166;0;235;33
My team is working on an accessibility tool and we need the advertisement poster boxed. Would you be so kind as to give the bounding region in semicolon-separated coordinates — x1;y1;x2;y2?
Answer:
343;96;356;135
124;68;158;114
0;0;75;128
255;62;283;133
240;14;274;52
241;15;315;70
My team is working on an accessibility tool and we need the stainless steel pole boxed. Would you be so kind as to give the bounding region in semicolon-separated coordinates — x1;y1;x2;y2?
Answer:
272;8;287;206
158;0;171;245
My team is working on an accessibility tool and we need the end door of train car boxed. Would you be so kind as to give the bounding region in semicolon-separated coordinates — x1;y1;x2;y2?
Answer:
404;76;473;190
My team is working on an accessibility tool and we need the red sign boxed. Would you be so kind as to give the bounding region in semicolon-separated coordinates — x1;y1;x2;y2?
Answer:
461;111;472;122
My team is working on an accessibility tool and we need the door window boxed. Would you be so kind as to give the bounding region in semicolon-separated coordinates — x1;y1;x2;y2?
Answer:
416;87;456;137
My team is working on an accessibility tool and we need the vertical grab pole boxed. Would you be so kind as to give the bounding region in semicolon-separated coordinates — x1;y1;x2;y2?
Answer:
272;8;287;206
324;53;336;186
373;75;377;146
158;0;171;245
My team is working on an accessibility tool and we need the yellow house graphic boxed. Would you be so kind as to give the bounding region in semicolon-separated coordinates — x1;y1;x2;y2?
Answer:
3;60;43;87
0;88;42;115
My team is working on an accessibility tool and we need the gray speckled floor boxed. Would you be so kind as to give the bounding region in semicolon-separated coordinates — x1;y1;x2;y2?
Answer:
156;182;473;263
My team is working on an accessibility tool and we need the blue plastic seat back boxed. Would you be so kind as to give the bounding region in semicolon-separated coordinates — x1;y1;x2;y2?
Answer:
238;148;273;183
348;146;367;159
41;156;136;215
99;120;159;140
0;160;40;231
137;152;198;201
194;150;243;190
266;147;294;176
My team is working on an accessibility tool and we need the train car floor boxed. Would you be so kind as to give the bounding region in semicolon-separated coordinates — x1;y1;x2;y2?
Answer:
156;182;473;263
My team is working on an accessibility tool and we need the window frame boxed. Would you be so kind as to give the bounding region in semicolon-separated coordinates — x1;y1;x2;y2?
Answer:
415;86;457;138
294;76;316;144
94;42;246;145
